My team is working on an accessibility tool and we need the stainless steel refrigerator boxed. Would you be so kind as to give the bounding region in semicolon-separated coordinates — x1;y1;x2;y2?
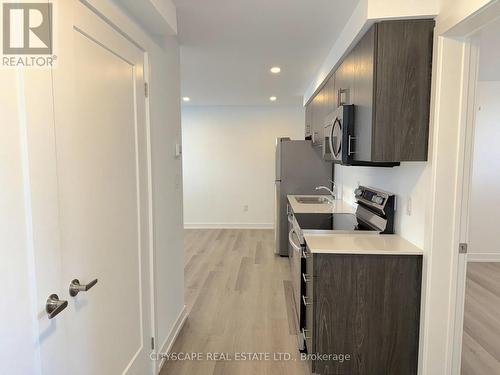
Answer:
274;138;333;256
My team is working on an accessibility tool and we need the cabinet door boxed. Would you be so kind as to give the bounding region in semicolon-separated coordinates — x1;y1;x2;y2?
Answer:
305;102;312;138
314;254;422;375
335;53;354;107
351;25;376;161
372;20;434;161
310;96;318;145
325;73;336;115
311;92;323;147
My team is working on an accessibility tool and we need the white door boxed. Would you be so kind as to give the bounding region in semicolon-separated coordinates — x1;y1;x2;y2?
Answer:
25;1;154;374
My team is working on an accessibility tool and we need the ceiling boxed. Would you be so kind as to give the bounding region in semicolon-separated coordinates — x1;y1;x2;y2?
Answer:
173;0;360;106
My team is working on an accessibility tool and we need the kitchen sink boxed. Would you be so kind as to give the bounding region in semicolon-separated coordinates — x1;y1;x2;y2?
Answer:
295;196;332;204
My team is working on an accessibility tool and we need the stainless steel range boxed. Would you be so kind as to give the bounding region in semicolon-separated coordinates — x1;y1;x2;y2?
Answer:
287;186;396;350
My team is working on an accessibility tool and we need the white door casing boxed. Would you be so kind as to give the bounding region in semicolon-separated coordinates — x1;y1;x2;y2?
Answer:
23;0;154;373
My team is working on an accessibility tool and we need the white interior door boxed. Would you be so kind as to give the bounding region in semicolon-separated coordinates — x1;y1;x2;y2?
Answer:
28;1;153;374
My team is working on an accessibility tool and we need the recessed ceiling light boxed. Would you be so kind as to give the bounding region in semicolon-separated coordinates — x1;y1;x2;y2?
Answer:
270;96;277;102
270;67;281;74
182;97;190;102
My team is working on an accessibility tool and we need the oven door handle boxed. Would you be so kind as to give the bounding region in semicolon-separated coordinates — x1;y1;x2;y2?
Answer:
288;229;302;253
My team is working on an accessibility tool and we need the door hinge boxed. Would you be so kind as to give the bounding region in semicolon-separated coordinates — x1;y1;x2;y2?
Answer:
144;82;149;98
151;337;155;350
459;243;468;254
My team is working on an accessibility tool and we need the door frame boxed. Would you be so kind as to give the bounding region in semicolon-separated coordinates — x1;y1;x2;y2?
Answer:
423;2;500;374
448;35;480;375
449;16;500;374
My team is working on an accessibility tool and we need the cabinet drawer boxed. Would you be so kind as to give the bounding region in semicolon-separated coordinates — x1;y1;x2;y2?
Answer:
305;248;314;278
302;290;314;354
302;252;314;354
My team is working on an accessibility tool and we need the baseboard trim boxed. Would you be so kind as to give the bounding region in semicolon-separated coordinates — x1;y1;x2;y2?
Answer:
184;223;274;229
467;253;500;262
157;305;188;373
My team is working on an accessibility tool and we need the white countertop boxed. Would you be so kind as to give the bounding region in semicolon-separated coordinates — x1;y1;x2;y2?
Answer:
304;233;423;255
287;195;356;214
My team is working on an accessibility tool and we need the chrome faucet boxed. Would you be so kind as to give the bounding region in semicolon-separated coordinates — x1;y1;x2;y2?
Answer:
315;180;336;199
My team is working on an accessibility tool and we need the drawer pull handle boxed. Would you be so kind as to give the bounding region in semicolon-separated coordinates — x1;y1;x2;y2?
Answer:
302;273;311;283
302;295;312;306
302;328;311;340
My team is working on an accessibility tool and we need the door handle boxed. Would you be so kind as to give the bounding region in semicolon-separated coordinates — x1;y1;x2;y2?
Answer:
69;278;98;297
302;295;313;306
46;294;68;319
302;328;311;341
348;135;357;156
338;88;348;106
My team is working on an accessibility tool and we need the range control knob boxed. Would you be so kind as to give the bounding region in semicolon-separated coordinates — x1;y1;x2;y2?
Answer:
372;195;384;205
354;188;363;196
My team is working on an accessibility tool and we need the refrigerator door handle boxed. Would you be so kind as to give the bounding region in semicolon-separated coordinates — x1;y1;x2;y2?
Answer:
274;181;281;254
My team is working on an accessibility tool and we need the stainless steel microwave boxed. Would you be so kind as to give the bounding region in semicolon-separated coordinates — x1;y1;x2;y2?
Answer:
323;104;355;164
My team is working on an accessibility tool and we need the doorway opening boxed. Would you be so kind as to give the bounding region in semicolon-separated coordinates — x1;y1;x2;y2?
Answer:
452;16;500;374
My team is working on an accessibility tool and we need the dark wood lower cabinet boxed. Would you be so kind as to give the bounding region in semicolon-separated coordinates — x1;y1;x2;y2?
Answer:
303;250;422;375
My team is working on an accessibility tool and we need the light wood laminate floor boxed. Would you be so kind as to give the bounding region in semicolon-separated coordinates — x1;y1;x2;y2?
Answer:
160;229;309;375
461;262;500;374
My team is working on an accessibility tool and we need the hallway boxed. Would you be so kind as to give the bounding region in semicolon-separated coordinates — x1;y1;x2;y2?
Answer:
461;262;500;374
160;229;309;375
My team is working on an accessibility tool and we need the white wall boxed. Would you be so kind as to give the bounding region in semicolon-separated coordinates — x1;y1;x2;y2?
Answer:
335;162;429;248
148;35;185;360
182;106;304;228
468;82;500;253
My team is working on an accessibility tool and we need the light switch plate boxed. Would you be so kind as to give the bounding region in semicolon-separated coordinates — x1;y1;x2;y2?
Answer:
406;196;412;216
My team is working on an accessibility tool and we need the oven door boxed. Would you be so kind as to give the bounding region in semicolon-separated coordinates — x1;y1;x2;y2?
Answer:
288;228;305;350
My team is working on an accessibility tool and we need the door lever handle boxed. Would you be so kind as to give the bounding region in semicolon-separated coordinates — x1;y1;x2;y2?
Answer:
46;294;68;319
69;278;98;297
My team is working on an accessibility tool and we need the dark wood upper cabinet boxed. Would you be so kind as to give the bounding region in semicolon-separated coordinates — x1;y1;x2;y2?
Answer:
350;26;376;162
305;19;435;163
371;20;434;162
307;72;336;148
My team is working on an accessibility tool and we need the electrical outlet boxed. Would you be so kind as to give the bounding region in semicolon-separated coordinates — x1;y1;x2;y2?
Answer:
243;205;249;212
406;196;412;216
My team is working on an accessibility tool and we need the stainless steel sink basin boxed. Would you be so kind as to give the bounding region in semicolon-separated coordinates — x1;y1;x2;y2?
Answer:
295;196;332;204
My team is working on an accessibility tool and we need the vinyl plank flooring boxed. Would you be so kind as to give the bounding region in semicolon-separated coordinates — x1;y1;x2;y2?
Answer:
160;229;308;375
461;262;500;374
